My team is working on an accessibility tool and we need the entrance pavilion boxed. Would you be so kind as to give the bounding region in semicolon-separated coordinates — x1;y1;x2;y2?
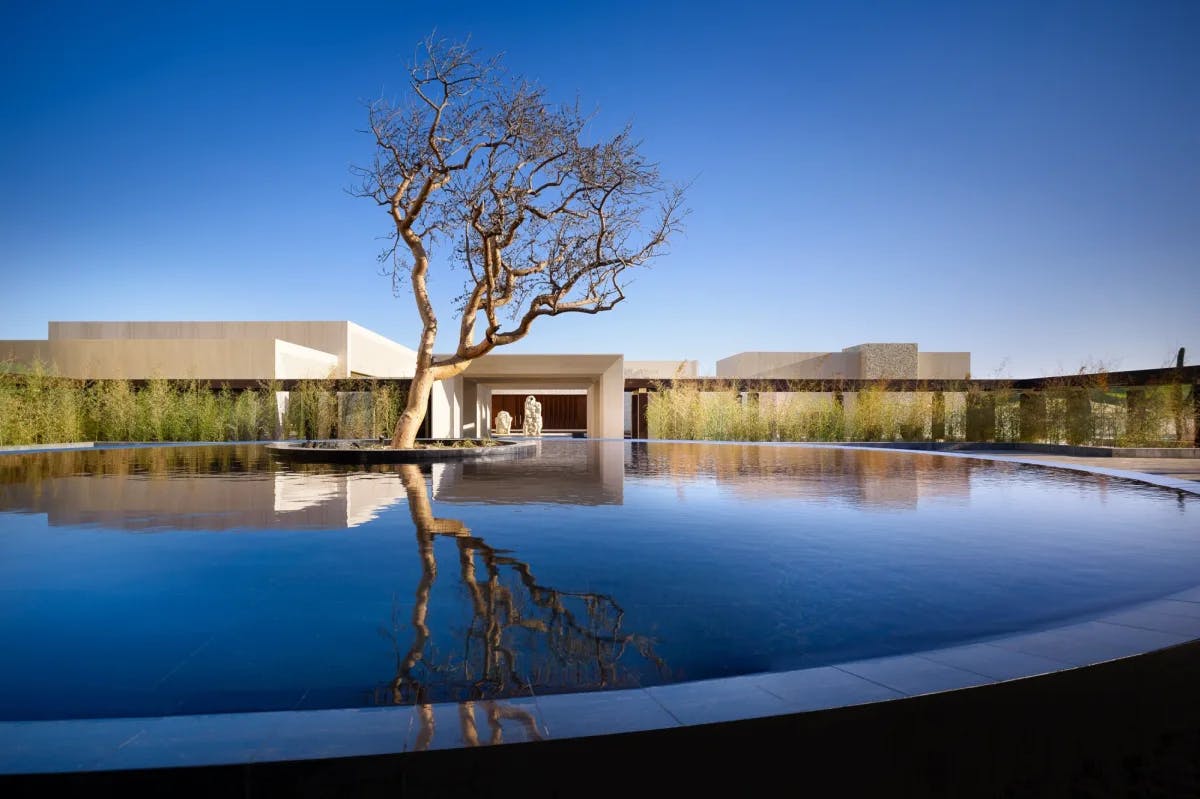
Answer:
429;354;624;440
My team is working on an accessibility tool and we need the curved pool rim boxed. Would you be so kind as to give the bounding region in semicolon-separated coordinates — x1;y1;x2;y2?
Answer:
1;445;1198;775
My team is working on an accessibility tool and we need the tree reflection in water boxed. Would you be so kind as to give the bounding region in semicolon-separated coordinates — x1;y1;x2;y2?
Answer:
389;464;664;746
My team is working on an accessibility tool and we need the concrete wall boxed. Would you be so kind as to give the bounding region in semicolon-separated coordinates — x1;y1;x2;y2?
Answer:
15;321;419;380
430;375;463;438
716;352;828;379
718;346;971;381
843;343;918;380
753;353;858;380
918;352;971;380
1;341;56;373
461;381;480;438
717;351;860;379
274;340;342;379
624;360;699;379
475;386;492;439
0;338;337;380
489;388;592;395
346;322;416;378
587;383;599;436
49;321;352;375
598;356;625;439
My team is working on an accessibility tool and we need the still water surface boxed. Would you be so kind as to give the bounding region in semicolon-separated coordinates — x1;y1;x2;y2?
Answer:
0;440;1196;721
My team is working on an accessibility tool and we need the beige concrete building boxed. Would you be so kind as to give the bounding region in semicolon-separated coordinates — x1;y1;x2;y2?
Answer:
717;343;970;381
1;322;971;440
0;322;629;439
1;321;418;380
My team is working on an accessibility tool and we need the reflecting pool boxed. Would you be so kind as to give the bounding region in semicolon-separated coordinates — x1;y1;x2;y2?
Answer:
0;440;1196;722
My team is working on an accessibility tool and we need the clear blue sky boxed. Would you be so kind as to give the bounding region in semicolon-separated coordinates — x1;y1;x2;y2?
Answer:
2;0;1197;378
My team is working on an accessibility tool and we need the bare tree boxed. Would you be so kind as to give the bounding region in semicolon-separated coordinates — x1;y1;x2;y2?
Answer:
354;34;686;447
387;464;666;705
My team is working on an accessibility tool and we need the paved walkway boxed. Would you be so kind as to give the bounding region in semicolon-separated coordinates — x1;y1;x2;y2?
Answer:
968;451;1200;482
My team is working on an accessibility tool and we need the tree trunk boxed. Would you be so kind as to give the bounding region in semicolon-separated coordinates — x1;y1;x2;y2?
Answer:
391;358;475;448
392;365;437;448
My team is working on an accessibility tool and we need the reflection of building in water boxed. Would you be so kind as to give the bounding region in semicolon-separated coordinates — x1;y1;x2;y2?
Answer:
635;442;973;509
0;447;409;531
272;473;409;527
0;441;627;531
430;440;624;505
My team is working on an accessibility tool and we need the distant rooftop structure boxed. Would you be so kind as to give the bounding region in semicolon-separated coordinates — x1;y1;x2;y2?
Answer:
717;344;970;381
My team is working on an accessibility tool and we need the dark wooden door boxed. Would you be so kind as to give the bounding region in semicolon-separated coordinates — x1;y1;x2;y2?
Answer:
491;394;587;432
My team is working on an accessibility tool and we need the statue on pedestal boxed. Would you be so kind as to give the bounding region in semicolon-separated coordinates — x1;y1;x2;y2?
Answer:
494;410;512;435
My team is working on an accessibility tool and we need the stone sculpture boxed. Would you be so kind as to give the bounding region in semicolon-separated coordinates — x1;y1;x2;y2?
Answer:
522;395;535;434
495;410;512;435
522;395;543;436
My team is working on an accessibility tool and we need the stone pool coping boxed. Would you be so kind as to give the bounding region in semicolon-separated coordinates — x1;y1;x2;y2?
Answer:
1;448;1198;776
834;443;1200;493
264;438;537;464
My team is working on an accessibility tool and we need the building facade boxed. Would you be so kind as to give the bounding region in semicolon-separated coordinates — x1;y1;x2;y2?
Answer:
716;343;970;380
1;322;970;440
1;321;417;381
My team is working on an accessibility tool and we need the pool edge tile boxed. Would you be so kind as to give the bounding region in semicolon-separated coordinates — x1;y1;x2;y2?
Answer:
834;655;993;697
986;621;1189;667
404;697;545;753
251;706;414;763
751;666;905;712
534;688;680;740
1096;605;1200;638
0;717;156;775
645;675;793;726
95;710;294;771
916;643;1071;682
